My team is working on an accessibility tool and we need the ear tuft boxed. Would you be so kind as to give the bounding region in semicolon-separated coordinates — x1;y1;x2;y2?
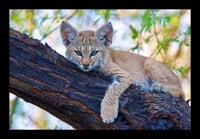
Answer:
60;22;77;47
96;22;113;47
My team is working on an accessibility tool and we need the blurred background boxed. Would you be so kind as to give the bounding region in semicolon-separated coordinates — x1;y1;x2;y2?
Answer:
9;9;191;130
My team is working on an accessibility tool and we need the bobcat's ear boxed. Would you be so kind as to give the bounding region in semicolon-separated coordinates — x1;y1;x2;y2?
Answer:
60;21;78;47
96;22;113;47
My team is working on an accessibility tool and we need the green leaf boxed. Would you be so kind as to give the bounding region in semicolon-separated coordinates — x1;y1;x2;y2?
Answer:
141;10;153;32
156;45;161;54
11;11;24;24
77;10;84;18
158;16;171;27
184;27;191;35
129;25;138;39
158;35;169;54
177;67;185;74
165;16;171;23
170;39;179;43
104;10;110;21
144;35;152;43
96;10;111;21
184;42;190;47
131;43;139;52
40;13;49;25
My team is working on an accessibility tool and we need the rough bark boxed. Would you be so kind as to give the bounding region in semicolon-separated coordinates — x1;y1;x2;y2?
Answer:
9;28;191;130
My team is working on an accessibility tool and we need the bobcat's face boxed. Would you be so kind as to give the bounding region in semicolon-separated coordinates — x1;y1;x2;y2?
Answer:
60;22;113;72
66;31;107;72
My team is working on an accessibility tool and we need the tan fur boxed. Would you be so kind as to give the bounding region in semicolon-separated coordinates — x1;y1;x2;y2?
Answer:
60;22;184;124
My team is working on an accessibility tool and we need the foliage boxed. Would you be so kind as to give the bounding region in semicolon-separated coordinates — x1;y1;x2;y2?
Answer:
128;10;190;77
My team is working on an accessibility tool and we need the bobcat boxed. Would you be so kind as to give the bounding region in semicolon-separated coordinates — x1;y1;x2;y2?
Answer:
60;21;184;124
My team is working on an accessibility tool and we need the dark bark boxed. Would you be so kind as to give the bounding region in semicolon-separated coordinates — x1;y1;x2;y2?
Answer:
9;28;191;130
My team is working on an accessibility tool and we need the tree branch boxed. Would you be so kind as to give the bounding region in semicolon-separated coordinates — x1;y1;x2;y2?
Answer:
9;28;191;130
150;10;165;60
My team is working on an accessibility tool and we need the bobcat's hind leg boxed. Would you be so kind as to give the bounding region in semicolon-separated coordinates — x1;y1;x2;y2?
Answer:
144;58;184;98
151;82;184;97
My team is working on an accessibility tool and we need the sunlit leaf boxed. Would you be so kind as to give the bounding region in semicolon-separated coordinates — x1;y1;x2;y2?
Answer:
104;10;110;21
95;10;117;21
156;50;161;55
158;35;169;54
141;10;153;32
170;39;179;43
55;10;61;18
184;42;190;47
131;43;139;52
129;25;138;39
11;11;24;24
144;35;152;43
177;67;185;74
170;15;180;28
77;10;84;18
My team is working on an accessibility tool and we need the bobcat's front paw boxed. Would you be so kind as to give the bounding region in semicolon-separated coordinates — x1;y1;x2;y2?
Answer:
100;98;119;124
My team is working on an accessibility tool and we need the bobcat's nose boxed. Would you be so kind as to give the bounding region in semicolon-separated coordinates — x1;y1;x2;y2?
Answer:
83;64;89;68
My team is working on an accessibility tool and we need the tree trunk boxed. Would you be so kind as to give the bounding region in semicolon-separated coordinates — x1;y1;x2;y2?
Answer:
9;28;191;130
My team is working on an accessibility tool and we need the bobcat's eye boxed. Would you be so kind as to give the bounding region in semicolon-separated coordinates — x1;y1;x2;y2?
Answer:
90;51;99;57
74;50;82;57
